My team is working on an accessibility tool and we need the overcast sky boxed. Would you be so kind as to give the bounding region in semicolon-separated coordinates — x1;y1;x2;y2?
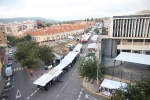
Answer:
0;0;149;21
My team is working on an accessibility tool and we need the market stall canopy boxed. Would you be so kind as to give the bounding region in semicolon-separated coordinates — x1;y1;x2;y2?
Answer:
73;43;82;52
115;52;150;65
87;43;98;49
100;79;127;89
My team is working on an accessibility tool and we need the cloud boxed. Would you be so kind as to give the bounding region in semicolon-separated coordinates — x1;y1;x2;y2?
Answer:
0;0;149;21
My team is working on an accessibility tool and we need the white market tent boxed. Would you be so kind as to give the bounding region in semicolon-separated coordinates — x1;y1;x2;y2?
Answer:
73;43;82;53
82;35;90;42
91;35;98;42
87;43;98;50
54;60;70;70
33;69;62;86
115;52;150;65
61;51;78;63
33;51;78;86
100;79;127;89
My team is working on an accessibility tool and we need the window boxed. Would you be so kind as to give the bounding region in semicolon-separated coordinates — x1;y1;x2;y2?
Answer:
127;39;132;42
133;39;143;42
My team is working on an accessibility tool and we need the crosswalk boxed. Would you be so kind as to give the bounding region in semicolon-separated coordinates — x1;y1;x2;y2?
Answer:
80;54;87;57
13;67;26;72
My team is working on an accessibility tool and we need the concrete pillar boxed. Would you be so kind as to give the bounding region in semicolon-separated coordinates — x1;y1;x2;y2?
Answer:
132;39;133;45
143;39;145;45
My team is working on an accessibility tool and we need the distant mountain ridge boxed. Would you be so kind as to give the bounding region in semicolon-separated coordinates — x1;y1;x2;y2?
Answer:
0;17;58;23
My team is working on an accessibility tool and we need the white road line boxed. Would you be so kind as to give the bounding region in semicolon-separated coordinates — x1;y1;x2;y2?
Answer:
26;97;30;100
34;90;37;93
77;99;79;100
69;77;71;80
78;95;81;98
80;91;82;95
30;93;34;96
72;69;77;76
16;68;18;71
60;81;69;92
81;88;84;91
14;69;15;71
55;94;59;98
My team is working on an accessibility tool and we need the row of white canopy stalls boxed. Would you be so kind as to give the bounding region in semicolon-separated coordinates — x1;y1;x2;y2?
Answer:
73;43;83;53
91;35;99;43
81;33;92;43
114;52;150;71
33;51;79;91
87;43;98;52
99;79;127;97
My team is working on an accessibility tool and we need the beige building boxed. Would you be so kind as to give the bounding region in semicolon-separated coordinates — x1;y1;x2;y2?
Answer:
0;20;36;36
0;26;7;47
101;14;150;58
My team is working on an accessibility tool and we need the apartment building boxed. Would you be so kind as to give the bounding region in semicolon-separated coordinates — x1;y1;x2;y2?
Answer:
101;14;150;58
0;20;36;36
0;26;7;47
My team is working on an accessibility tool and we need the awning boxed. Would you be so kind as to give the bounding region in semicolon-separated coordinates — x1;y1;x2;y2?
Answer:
115;52;150;65
100;79;127;89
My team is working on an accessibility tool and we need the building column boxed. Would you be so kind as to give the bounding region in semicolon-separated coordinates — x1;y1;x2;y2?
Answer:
132;39;133;45
143;39;145;45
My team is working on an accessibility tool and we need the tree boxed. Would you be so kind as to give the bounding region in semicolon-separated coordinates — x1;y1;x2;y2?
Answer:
46;23;52;27
14;41;40;69
78;56;107;81
23;34;32;42
101;27;108;35
94;28;99;34
111;76;150;100
38;45;55;65
87;18;90;21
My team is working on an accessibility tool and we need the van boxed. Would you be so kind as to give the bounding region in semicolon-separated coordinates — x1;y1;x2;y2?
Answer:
5;67;13;77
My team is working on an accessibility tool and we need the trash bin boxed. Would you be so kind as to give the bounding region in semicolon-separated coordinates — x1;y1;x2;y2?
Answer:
44;66;48;70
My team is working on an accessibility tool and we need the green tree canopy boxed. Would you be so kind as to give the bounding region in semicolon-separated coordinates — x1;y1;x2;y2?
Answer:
101;27;108;35
94;28;99;34
78;56;107;81
111;76;150;100
14;41;40;69
24;34;32;42
38;45;55;65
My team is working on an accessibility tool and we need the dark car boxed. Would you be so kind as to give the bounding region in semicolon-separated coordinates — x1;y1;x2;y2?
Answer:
8;56;13;60
86;53;95;57
8;45;11;48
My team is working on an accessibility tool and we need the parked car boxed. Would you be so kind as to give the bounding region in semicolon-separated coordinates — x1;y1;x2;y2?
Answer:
7;60;13;67
66;44;74;48
68;36;75;40
8;45;11;48
5;67;13;77
86;52;95;57
9;52;13;56
8;56;13;60
57;40;65;43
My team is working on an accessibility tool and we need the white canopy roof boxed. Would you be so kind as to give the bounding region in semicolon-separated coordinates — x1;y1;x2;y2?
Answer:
54;60;70;70
91;35;98;41
33;69;62;86
115;52;150;65
100;79;127;89
87;43;98;49
82;35;90;41
61;51;78;63
73;43;82;52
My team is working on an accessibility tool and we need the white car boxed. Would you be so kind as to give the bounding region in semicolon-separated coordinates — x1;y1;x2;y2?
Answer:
66;44;74;48
68;36;75;40
9;52;13;56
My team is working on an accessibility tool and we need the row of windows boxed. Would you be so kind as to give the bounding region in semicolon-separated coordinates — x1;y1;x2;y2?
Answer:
113;18;150;37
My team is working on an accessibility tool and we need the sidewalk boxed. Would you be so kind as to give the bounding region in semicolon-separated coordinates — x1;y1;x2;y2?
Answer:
28;62;52;82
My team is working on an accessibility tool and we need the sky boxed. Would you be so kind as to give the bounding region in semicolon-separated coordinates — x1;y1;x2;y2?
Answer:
0;0;150;21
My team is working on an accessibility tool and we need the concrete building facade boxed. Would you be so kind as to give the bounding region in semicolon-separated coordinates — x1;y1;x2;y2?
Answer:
101;14;150;58
0;27;7;47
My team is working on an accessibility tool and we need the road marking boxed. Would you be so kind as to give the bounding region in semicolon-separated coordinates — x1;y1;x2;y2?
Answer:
85;94;98;100
60;81;69;92
16;90;21;99
81;88;84;91
14;69;15;71
72;69;77;76
69;77;71;80
55;94;59;98
30;93;34;96
26;97;30;100
16;68;18;71
80;91;82;95
78;95;81;98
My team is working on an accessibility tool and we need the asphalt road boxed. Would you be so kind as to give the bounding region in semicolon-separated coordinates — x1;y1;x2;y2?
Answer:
6;33;106;100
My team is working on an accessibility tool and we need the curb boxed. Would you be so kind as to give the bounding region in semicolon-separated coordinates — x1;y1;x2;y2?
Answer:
82;78;110;99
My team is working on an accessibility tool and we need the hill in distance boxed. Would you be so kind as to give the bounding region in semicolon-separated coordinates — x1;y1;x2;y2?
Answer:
0;17;58;23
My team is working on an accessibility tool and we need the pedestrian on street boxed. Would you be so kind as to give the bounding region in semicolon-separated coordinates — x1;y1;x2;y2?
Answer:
30;73;33;77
